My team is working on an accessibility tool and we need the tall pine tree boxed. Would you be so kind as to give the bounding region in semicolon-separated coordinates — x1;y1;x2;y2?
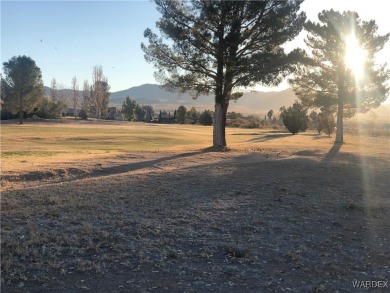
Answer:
142;0;305;148
289;10;390;143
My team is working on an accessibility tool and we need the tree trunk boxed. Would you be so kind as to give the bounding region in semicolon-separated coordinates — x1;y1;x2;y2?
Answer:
19;111;24;124
335;99;343;143
213;100;229;148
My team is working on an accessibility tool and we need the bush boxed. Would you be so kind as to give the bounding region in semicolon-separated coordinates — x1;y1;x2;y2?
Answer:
34;97;67;119
176;105;187;124
318;112;336;136
226;112;261;128
79;109;88;120
1;109;19;120
199;110;213;125
280;102;308;134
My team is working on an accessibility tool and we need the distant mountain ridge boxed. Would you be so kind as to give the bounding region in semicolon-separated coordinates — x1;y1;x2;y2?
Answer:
44;83;298;114
44;83;390;117
108;84;298;114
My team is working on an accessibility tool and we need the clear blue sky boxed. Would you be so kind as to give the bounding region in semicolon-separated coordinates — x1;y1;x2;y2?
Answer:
1;0;389;93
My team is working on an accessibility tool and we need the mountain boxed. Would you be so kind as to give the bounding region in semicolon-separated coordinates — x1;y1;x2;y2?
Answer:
43;83;390;118
109;83;297;115
43;86;82;100
109;84;212;105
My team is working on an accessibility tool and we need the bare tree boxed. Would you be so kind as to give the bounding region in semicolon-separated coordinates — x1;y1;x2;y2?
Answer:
57;83;69;105
50;78;58;101
82;80;90;116
92;65;106;119
71;76;79;118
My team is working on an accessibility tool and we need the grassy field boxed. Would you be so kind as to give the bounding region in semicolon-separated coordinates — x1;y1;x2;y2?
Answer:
1;120;210;175
1;119;389;292
2;118;388;175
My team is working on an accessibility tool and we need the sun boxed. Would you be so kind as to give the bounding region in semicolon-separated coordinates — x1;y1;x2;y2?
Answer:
344;35;367;78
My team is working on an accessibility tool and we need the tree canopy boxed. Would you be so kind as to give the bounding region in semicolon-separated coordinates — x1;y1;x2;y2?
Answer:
121;96;137;121
289;10;390;143
142;0;306;148
280;102;309;135
1;55;44;124
176;105;187;124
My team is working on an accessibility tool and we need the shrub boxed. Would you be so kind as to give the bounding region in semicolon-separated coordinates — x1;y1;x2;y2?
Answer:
280;102;308;134
199;110;213;125
79;109;88;120
176;105;187;124
318;112;336;137
34;97;67;119
226;112;262;128
1;109;19;120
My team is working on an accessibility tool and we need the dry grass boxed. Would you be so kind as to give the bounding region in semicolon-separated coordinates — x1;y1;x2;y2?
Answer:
1;119;389;292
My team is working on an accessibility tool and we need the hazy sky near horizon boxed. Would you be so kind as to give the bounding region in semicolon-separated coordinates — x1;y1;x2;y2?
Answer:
1;0;389;93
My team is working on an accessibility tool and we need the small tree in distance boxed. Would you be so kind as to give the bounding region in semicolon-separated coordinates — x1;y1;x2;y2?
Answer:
176;105;187;124
134;104;146;121
280;102;308;135
318;111;336;137
121;96;137;121
71;76;79;119
186;107;199;124
267;110;274;123
35;97;67;119
199;110;213;126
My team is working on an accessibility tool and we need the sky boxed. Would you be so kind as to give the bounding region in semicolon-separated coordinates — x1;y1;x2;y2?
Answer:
1;0;389;93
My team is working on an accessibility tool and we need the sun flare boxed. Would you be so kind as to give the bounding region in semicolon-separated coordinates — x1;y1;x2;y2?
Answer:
344;35;367;78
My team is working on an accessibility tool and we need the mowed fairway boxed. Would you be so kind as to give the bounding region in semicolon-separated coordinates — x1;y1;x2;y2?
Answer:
1;120;389;292
1;120;212;175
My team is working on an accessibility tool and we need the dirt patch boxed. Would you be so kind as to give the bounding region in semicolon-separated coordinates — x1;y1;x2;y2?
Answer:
1;147;389;292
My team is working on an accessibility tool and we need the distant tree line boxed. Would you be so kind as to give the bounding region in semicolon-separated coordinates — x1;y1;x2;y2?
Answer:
1;56;112;123
173;105;213;126
121;96;154;122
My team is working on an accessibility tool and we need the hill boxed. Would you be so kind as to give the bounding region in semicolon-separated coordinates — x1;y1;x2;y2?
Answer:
44;86;82;99
109;84;297;115
44;83;390;118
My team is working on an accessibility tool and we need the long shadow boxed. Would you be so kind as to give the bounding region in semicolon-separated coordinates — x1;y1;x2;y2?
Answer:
247;133;291;143
231;130;288;136
80;151;204;179
5;151;205;185
322;142;342;162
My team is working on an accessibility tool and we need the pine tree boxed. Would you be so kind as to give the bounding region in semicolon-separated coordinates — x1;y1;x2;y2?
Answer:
289;10;390;143
199;110;213;126
176;105;187;124
142;0;305;148
267;110;274;122
121;96;137;121
2;56;44;124
280;102;308;134
134;104;146;121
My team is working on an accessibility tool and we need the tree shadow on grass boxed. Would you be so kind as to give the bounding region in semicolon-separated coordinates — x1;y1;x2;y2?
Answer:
3;151;204;185
322;142;342;162
311;135;332;140
247;133;291;143
91;151;204;175
231;130;288;136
